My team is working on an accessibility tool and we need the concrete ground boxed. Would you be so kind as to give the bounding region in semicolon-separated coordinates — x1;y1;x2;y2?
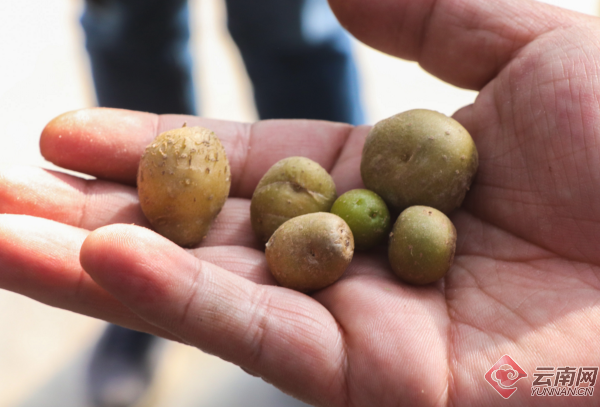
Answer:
0;0;597;406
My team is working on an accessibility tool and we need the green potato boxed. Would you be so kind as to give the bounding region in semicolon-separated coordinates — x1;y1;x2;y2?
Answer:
361;109;478;214
251;156;337;243
137;126;231;247
265;212;354;292
330;189;391;250
388;205;456;285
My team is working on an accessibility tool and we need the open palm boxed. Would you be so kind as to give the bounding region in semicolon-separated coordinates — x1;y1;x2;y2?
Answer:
2;0;600;406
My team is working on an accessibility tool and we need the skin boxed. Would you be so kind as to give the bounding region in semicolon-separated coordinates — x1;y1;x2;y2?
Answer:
1;0;600;406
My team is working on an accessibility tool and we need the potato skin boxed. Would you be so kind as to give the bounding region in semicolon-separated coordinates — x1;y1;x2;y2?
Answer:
388;206;456;285
330;189;391;250
137;126;231;247
251;157;337;243
361;109;478;214
265;212;354;292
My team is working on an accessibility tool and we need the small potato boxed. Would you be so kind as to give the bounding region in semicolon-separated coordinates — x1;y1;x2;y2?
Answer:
388;206;456;285
361;109;478;214
137;126;231;247
251;157;337;243
330;189;391;250
265;212;354;292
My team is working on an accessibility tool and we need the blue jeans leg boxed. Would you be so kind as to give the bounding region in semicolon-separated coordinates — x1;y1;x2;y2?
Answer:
82;0;363;123
225;0;365;125
81;0;197;115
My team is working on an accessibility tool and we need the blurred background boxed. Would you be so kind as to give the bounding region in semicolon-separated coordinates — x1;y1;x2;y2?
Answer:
0;0;598;406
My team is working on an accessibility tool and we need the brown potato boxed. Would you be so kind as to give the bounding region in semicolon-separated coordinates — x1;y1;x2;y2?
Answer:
265;212;354;292
137;126;231;247
361;109;478;214
388;206;456;285
251;156;337;243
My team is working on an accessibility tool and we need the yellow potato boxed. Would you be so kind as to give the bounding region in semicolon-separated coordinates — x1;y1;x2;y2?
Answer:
137;126;231;247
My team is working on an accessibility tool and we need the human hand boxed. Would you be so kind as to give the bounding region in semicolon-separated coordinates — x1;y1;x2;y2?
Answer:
2;0;600;405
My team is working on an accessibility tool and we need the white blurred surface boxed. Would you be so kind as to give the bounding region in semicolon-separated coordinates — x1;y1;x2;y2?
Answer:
0;0;598;406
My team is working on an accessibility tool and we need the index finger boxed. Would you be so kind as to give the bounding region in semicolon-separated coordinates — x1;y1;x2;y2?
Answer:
40;108;364;198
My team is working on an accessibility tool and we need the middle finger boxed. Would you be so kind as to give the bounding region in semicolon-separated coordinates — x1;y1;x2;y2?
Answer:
0;166;260;248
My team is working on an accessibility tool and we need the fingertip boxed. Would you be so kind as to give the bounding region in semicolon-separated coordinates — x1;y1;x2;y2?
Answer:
39;108;158;184
79;223;140;277
80;223;195;287
80;223;175;279
40;108;82;164
80;225;158;308
80;223;211;327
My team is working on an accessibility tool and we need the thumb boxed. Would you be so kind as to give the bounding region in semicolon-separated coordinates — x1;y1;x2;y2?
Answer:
329;0;585;89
